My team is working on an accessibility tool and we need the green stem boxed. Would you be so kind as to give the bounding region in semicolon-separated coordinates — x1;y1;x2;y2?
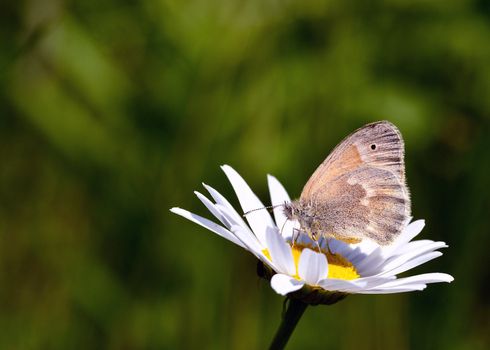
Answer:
269;298;308;350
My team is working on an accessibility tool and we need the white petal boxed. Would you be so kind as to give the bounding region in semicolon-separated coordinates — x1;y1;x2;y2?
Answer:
349;239;379;257
359;241;443;276
298;248;328;285
356;285;427;294
327;239;352;256
392;239;436;256
267;174;290;214
357;259;387;277
194;191;232;228
353;220;426;263
270;274;305;295
425;272;454;283
202;183;250;230
318;278;365;292
267;175;295;239
401;219;425;241
204;203;265;255
266;227;296;275
215;204;249;228
375;273;453;289
221;165;275;247
354;247;385;276
226;222;264;254
316;275;396;293
230;225;280;271
198;186;266;253
379;242;446;274
356;276;397;289
329;245;368;274
170;207;276;269
387;220;425;254
379;251;443;277
170;208;245;248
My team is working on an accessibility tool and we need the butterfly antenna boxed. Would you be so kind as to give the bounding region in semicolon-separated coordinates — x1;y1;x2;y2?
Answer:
243;204;285;217
280;219;288;236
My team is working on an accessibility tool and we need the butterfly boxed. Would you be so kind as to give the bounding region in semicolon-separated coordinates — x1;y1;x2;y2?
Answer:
283;121;411;245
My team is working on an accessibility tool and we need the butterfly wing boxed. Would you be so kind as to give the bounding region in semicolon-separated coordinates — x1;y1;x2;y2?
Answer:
307;166;410;244
300;121;411;245
301;121;407;198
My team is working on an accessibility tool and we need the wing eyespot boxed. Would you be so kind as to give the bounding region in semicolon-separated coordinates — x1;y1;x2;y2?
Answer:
370;144;376;150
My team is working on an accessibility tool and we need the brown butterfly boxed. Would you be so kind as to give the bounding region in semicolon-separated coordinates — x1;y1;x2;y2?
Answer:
283;121;411;245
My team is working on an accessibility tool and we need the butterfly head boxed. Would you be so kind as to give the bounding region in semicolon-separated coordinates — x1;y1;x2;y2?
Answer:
282;201;297;221
283;201;319;239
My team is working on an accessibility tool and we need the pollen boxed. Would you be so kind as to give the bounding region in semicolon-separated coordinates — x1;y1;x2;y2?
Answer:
325;251;360;280
262;244;360;281
292;245;359;280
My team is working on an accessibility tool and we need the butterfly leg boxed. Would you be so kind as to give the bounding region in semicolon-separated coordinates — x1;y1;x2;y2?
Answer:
292;228;301;247
326;239;332;254
307;228;324;254
315;239;322;254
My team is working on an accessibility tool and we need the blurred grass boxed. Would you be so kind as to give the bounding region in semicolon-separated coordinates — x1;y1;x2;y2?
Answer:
1;0;489;349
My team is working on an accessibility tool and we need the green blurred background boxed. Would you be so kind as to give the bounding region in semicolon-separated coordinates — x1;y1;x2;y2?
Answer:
1;0;489;349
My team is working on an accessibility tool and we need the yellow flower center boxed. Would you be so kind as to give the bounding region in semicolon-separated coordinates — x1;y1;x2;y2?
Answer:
263;244;359;281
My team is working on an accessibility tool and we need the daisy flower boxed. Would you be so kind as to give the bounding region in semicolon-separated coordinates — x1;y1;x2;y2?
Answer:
170;165;453;303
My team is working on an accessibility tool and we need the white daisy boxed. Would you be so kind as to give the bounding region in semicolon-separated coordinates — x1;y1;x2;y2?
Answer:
170;165;453;304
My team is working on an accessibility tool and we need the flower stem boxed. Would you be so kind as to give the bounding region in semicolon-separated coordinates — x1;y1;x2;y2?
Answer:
269;298;308;350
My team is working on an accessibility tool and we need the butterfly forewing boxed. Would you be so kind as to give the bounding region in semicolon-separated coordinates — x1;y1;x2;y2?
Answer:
297;121;411;245
301;121;407;199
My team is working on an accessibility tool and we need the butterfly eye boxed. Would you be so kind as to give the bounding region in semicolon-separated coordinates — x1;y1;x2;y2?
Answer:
370;144;376;150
